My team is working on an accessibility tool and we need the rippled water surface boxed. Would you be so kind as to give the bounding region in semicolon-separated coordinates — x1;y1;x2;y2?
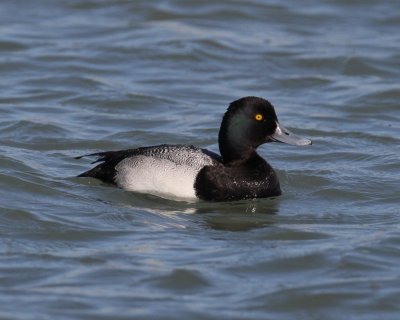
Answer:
1;0;400;319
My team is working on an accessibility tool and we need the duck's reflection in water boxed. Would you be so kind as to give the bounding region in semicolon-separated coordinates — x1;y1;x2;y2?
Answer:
95;189;280;231
195;198;279;231
113;192;280;232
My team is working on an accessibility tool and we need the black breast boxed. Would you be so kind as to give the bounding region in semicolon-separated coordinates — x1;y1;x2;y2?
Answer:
194;154;281;201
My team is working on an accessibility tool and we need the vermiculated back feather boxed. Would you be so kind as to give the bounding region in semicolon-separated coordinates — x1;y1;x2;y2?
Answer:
77;144;222;185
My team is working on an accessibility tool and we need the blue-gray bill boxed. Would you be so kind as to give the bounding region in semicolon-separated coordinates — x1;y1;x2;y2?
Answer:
270;122;312;146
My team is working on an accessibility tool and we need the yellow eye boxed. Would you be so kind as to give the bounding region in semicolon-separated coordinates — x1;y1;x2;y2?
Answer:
255;114;263;121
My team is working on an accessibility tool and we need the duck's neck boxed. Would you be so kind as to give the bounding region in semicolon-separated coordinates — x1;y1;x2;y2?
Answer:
218;132;258;164
219;143;253;164
218;121;250;163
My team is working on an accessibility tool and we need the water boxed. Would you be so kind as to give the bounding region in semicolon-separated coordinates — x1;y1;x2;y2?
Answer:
1;0;400;319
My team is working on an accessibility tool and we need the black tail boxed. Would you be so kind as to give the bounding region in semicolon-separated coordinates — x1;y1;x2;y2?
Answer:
74;152;108;163
75;152;119;184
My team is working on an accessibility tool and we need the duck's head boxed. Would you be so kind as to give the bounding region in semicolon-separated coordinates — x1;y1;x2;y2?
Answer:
218;96;312;163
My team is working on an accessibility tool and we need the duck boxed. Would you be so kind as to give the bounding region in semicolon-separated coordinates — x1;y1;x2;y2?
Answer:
76;96;311;201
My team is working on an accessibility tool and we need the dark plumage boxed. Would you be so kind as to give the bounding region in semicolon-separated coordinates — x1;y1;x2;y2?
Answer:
76;96;311;201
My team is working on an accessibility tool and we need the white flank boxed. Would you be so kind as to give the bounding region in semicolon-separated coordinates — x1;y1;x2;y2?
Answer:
114;155;201;200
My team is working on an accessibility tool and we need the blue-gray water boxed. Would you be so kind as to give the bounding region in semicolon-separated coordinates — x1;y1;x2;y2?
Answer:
1;0;400;319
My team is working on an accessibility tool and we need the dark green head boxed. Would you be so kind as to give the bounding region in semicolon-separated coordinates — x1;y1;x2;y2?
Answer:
218;96;311;163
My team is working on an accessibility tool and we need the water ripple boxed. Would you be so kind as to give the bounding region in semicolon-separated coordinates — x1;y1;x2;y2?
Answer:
1;0;400;319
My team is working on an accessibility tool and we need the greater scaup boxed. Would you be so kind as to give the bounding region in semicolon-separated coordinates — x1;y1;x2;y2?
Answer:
76;96;311;201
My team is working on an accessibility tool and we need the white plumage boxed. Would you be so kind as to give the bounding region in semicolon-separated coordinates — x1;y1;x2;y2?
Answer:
114;146;218;200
